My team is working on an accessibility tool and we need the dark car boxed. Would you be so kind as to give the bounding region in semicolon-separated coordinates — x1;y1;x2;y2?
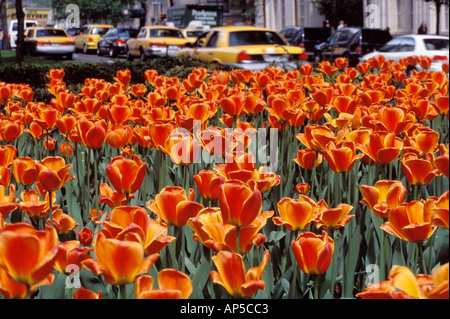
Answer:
280;26;331;61
314;27;392;66
97;27;139;57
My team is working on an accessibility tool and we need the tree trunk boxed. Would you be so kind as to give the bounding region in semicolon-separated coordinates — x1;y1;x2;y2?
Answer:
1;0;11;52
15;0;24;64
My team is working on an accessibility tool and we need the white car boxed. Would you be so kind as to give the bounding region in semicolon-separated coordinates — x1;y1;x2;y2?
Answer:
361;34;449;71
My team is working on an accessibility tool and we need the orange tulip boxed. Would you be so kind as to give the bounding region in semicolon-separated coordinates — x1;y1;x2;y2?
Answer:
193;170;225;201
220;95;245;117
77;118;107;149
199;211;272;254
273;195;318;231
317;60;338;76
293;149;323;170
59;142;73;157
335;57;348;70
17;188;58;220
98;183;134;208
81;232;159;286
210;249;270;298
135;270;193;299
323;141;363;173
434;152;449;178
35;156;75;192
291;231;334;275
97;205;175;256
358;132;403;165
76;227;94;246
0;165;10;188
0;184;18;219
218;180;262;227
426;191;449;230
0;223;58;286
401;153;441;186
296;124;345;153
105;155;147;195
332;96;358;115
381;201;437;242
73;287;102;299
161;131;199;166
360;180;407;219
53;240;92;275
147;186;203;227
0;119;24;143
313;201;355;231
106;125;132;149
266;95;299;123
0;145;17;167
0;266;53;299
48;208;79;235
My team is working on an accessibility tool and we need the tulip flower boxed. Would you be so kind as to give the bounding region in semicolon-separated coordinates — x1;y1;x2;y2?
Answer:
161;131;199;166
98;183;135;208
218;180;262;227
425;191;449;230
35;156;75;193
81;232;159;286
357;263;449;299
293;149;323;170
17;188;58;220
97;205;175;256
0;267;53;299
360;180;407;219
381;201;437;243
291;231;334;275
358;132;403;165
76;227;94;246
73;287;102;299
48;208;79;235
401;153;441;186
313;202;355;232
0;223;59;288
135;270;193;299
273;195;318;231
0;144;17;167
187;207;223;245
323;141;363;173
77;118;107;149
193;170;225;201
0;184;18;219
296;124;345;153
210;249;270;298
147;186;203;227
0;165;10;188
53;240;93;275
105;155;147;196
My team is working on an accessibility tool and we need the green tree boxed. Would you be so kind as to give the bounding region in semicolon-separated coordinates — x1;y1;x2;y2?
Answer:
424;0;449;34
51;0;130;25
312;0;363;29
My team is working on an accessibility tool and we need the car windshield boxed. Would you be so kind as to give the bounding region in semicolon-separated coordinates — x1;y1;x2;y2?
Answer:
229;31;286;46
150;29;184;38
36;29;67;37
118;29;138;37
424;38;449;51
92;27;110;35
186;31;203;37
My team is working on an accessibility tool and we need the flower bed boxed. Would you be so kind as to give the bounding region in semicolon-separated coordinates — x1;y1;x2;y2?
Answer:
0;55;448;300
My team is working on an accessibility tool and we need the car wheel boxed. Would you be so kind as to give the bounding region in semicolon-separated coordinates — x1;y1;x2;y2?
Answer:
126;47;133;61
83;44;88;54
139;48;147;62
66;53;73;60
109;46;117;58
97;47;102;56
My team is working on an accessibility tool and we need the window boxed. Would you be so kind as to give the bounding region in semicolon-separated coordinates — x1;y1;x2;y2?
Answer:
91;27;110;36
150;29;184;38
138;28;147;38
205;31;219;48
424;38;449;51
36;29;67;37
228;31;285;46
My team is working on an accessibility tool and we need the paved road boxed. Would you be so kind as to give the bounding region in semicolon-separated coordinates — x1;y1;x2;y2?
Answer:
37;52;127;64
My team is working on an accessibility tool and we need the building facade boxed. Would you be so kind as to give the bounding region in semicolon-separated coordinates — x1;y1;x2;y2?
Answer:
255;0;449;35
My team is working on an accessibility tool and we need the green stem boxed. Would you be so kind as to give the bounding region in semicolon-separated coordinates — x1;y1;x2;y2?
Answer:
313;274;320;299
119;284;127;299
48;191;53;227
26;284;31;299
383;229;389;280
329;229;335;297
418;242;427;275
93;149;99;218
171;225;178;269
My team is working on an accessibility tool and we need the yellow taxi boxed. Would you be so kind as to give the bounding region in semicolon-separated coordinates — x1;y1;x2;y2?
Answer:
181;28;204;43
176;26;305;70
126;26;190;61
75;24;114;54
22;27;75;60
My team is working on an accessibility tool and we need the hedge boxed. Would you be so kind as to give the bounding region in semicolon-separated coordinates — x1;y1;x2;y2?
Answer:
0;56;234;103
